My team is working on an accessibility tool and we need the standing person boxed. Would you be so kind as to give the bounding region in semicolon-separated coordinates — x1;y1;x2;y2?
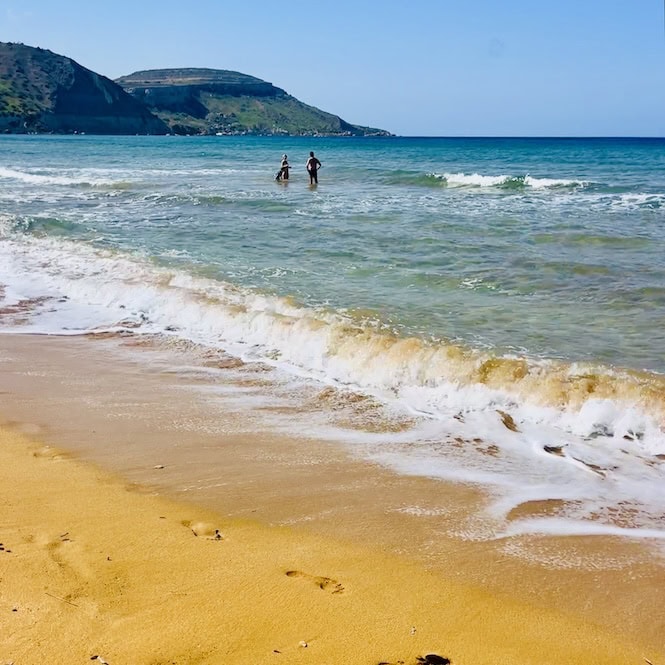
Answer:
306;151;322;184
276;154;290;181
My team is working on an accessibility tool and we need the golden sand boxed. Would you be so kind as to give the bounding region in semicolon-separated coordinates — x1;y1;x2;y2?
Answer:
1;334;664;664
0;427;659;665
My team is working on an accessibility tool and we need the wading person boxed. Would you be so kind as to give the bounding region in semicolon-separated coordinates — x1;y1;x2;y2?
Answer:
306;151;321;184
276;154;290;181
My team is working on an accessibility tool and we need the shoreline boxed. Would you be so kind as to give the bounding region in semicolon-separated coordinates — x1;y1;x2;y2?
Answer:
1;428;656;665
1;332;664;662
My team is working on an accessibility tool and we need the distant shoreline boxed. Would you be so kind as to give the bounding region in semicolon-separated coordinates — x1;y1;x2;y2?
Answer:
2;132;664;139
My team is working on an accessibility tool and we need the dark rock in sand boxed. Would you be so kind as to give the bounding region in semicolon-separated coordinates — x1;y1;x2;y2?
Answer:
417;655;451;665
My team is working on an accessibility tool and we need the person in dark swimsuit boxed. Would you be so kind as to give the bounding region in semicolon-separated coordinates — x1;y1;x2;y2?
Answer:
276;154;290;181
306;151;321;184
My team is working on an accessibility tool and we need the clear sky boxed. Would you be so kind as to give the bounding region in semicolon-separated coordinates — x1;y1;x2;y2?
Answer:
2;0;664;136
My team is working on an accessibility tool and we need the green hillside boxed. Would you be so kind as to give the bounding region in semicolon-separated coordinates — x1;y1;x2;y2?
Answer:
116;68;390;136
0;42;166;134
0;45;390;136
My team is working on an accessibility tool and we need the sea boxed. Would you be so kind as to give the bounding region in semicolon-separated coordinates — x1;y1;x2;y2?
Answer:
1;134;664;545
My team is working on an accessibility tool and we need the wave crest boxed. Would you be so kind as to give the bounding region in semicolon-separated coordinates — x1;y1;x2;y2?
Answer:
0;233;663;453
435;172;589;189
388;171;589;189
0;166;130;188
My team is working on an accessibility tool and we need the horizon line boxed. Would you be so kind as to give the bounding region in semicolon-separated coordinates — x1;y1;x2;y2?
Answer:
381;135;665;140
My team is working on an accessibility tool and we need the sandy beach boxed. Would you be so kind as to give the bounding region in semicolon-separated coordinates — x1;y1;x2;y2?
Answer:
0;333;664;664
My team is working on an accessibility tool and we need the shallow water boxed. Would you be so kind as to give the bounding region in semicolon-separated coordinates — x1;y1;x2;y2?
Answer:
1;134;665;542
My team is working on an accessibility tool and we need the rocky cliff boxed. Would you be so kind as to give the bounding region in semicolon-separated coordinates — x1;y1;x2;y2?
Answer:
0;42;167;134
116;68;390;136
0;43;390;137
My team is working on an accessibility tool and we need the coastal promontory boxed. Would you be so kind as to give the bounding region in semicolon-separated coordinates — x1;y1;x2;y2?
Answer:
0;42;391;136
0;42;166;134
115;68;391;136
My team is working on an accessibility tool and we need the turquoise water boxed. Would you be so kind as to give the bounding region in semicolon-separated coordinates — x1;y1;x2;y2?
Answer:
2;135;665;540
2;135;664;370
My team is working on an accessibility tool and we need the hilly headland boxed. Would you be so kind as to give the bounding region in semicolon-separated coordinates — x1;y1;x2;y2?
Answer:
116;68;390;136
0;42;166;135
0;42;390;136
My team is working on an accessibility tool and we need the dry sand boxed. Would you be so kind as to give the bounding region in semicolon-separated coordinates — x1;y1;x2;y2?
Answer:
0;334;664;664
0;427;658;665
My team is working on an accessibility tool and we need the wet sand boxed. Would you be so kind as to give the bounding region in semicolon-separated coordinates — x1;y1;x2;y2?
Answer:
1;333;664;663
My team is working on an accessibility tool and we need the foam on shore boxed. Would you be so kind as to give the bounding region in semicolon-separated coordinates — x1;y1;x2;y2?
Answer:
0;426;657;665
2;224;665;543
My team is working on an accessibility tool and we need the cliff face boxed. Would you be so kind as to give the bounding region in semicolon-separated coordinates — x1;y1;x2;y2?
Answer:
116;69;286;120
0;45;391;137
116;68;391;137
117;68;284;96
0;42;167;134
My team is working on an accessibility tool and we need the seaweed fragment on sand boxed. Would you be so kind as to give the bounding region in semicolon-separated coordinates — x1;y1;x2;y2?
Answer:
497;409;519;432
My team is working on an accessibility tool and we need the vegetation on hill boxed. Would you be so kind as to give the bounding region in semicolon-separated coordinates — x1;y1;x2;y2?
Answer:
0;44;61;118
115;68;274;90
0;42;166;134
116;68;391;136
0;44;390;136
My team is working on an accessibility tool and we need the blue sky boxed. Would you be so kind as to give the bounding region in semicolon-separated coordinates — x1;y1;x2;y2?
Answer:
2;0;664;136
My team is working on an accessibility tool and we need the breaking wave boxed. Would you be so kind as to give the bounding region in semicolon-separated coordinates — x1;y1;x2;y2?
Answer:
0;166;132;188
0;224;663;456
388;170;590;189
433;172;589;189
3;220;665;542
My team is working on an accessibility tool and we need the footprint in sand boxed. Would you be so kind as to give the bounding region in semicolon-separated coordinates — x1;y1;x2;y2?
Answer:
285;570;345;594
181;520;223;540
31;445;68;460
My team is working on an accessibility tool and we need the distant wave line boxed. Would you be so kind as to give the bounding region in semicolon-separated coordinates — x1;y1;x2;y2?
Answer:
387;171;591;189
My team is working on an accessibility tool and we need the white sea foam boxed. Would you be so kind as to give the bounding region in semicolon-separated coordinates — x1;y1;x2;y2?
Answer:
1;230;665;543
523;175;586;189
0;230;663;447
0;166;123;187
438;172;512;187
434;172;588;189
611;193;665;209
501;518;665;541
